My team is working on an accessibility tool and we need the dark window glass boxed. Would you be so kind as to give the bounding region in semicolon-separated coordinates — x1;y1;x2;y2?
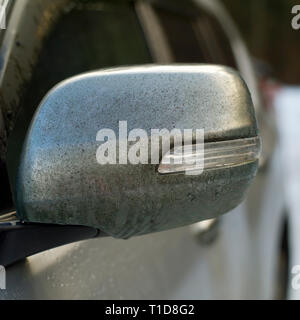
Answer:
154;8;206;63
197;12;237;68
30;2;152;93
154;4;237;68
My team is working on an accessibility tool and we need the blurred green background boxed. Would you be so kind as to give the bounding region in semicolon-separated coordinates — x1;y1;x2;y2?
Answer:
222;0;300;84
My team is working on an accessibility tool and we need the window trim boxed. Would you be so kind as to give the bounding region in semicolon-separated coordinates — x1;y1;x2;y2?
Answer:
135;1;174;63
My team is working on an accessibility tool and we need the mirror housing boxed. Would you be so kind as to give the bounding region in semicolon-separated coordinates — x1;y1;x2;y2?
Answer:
15;65;260;238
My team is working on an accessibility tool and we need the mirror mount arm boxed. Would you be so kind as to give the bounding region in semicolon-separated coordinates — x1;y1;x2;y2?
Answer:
0;217;105;267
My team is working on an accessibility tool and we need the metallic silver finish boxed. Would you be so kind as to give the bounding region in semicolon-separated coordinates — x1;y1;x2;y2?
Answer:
16;64;259;238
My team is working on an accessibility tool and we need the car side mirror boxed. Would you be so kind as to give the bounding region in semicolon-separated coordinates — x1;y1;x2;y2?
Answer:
16;65;260;238
0;65;261;266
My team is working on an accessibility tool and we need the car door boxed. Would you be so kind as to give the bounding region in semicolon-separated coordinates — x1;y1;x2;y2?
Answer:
0;0;285;299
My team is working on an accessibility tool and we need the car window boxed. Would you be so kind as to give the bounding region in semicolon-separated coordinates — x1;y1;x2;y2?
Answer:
29;2;152;91
152;3;237;68
196;11;237;68
153;6;207;63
